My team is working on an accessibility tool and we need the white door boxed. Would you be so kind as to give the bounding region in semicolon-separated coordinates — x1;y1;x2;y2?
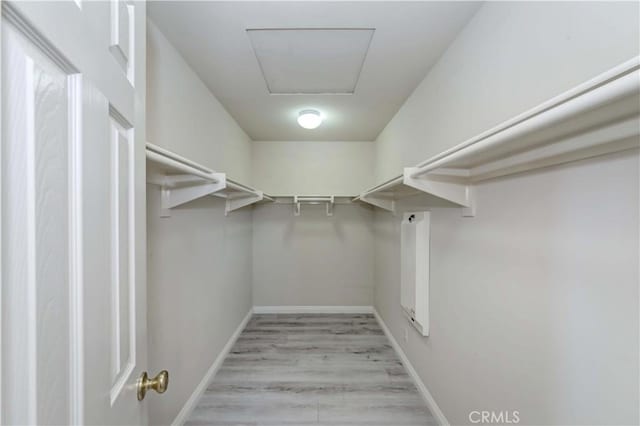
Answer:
1;1;153;424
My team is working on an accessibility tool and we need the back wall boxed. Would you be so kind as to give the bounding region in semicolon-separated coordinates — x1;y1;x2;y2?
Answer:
251;141;374;196
253;203;374;308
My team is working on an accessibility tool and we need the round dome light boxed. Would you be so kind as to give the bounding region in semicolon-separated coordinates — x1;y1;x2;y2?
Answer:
297;110;322;129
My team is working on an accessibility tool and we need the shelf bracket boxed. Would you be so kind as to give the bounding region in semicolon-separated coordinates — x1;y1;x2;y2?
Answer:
294;196;334;217
461;186;476;217
159;173;226;217
360;194;396;215
225;191;264;216
403;168;475;217
148;173;210;188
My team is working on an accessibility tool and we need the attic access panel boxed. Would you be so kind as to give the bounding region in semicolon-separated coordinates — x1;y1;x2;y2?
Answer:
247;28;375;94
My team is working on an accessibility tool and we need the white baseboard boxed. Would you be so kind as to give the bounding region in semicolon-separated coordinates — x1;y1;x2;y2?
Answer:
252;305;373;314
171;308;253;426
372;308;449;426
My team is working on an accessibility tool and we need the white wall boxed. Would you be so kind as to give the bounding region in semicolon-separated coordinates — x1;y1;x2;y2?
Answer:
253;203;374;307
375;1;640;182
251;141;374;196
375;151;639;425
147;21;252;183
372;2;640;425
250;141;375;308
146;21;253;425
147;191;252;425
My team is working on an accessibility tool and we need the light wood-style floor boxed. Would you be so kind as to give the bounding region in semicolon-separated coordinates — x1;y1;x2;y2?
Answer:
185;313;435;425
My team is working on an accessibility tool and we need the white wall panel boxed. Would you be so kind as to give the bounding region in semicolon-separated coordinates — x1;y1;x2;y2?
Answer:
145;21;253;426
375;151;639;425
253;203;374;307
251;141;374;196
375;1;640;182
146;188;252;426
372;3;639;424
147;21;252;183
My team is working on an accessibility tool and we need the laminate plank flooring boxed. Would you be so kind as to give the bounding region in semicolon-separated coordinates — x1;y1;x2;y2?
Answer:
185;314;436;426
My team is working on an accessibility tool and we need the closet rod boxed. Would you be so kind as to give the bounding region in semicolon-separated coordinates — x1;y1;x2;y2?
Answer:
226;179;273;201
361;176;403;198
227;179;258;194
146;143;213;173
146;150;222;183
409;57;640;179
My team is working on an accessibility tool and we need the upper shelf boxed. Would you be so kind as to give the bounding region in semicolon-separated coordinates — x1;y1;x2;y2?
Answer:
355;174;475;216
357;57;640;215
146;143;273;216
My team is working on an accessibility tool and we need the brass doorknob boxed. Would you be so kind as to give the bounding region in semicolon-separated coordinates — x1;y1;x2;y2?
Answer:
137;370;169;401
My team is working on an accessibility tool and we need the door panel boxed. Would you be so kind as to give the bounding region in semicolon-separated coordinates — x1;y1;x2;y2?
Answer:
110;0;133;80
3;1;135;119
2;22;75;425
32;45;72;426
110;115;136;405
1;1;146;424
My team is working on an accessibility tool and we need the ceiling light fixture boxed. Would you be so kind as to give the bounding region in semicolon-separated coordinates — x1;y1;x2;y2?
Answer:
297;110;322;129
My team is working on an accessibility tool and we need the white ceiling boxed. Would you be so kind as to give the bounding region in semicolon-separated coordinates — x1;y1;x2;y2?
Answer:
247;28;375;94
148;1;481;141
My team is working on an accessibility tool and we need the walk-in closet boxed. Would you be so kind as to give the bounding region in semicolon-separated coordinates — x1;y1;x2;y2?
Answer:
1;1;638;425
